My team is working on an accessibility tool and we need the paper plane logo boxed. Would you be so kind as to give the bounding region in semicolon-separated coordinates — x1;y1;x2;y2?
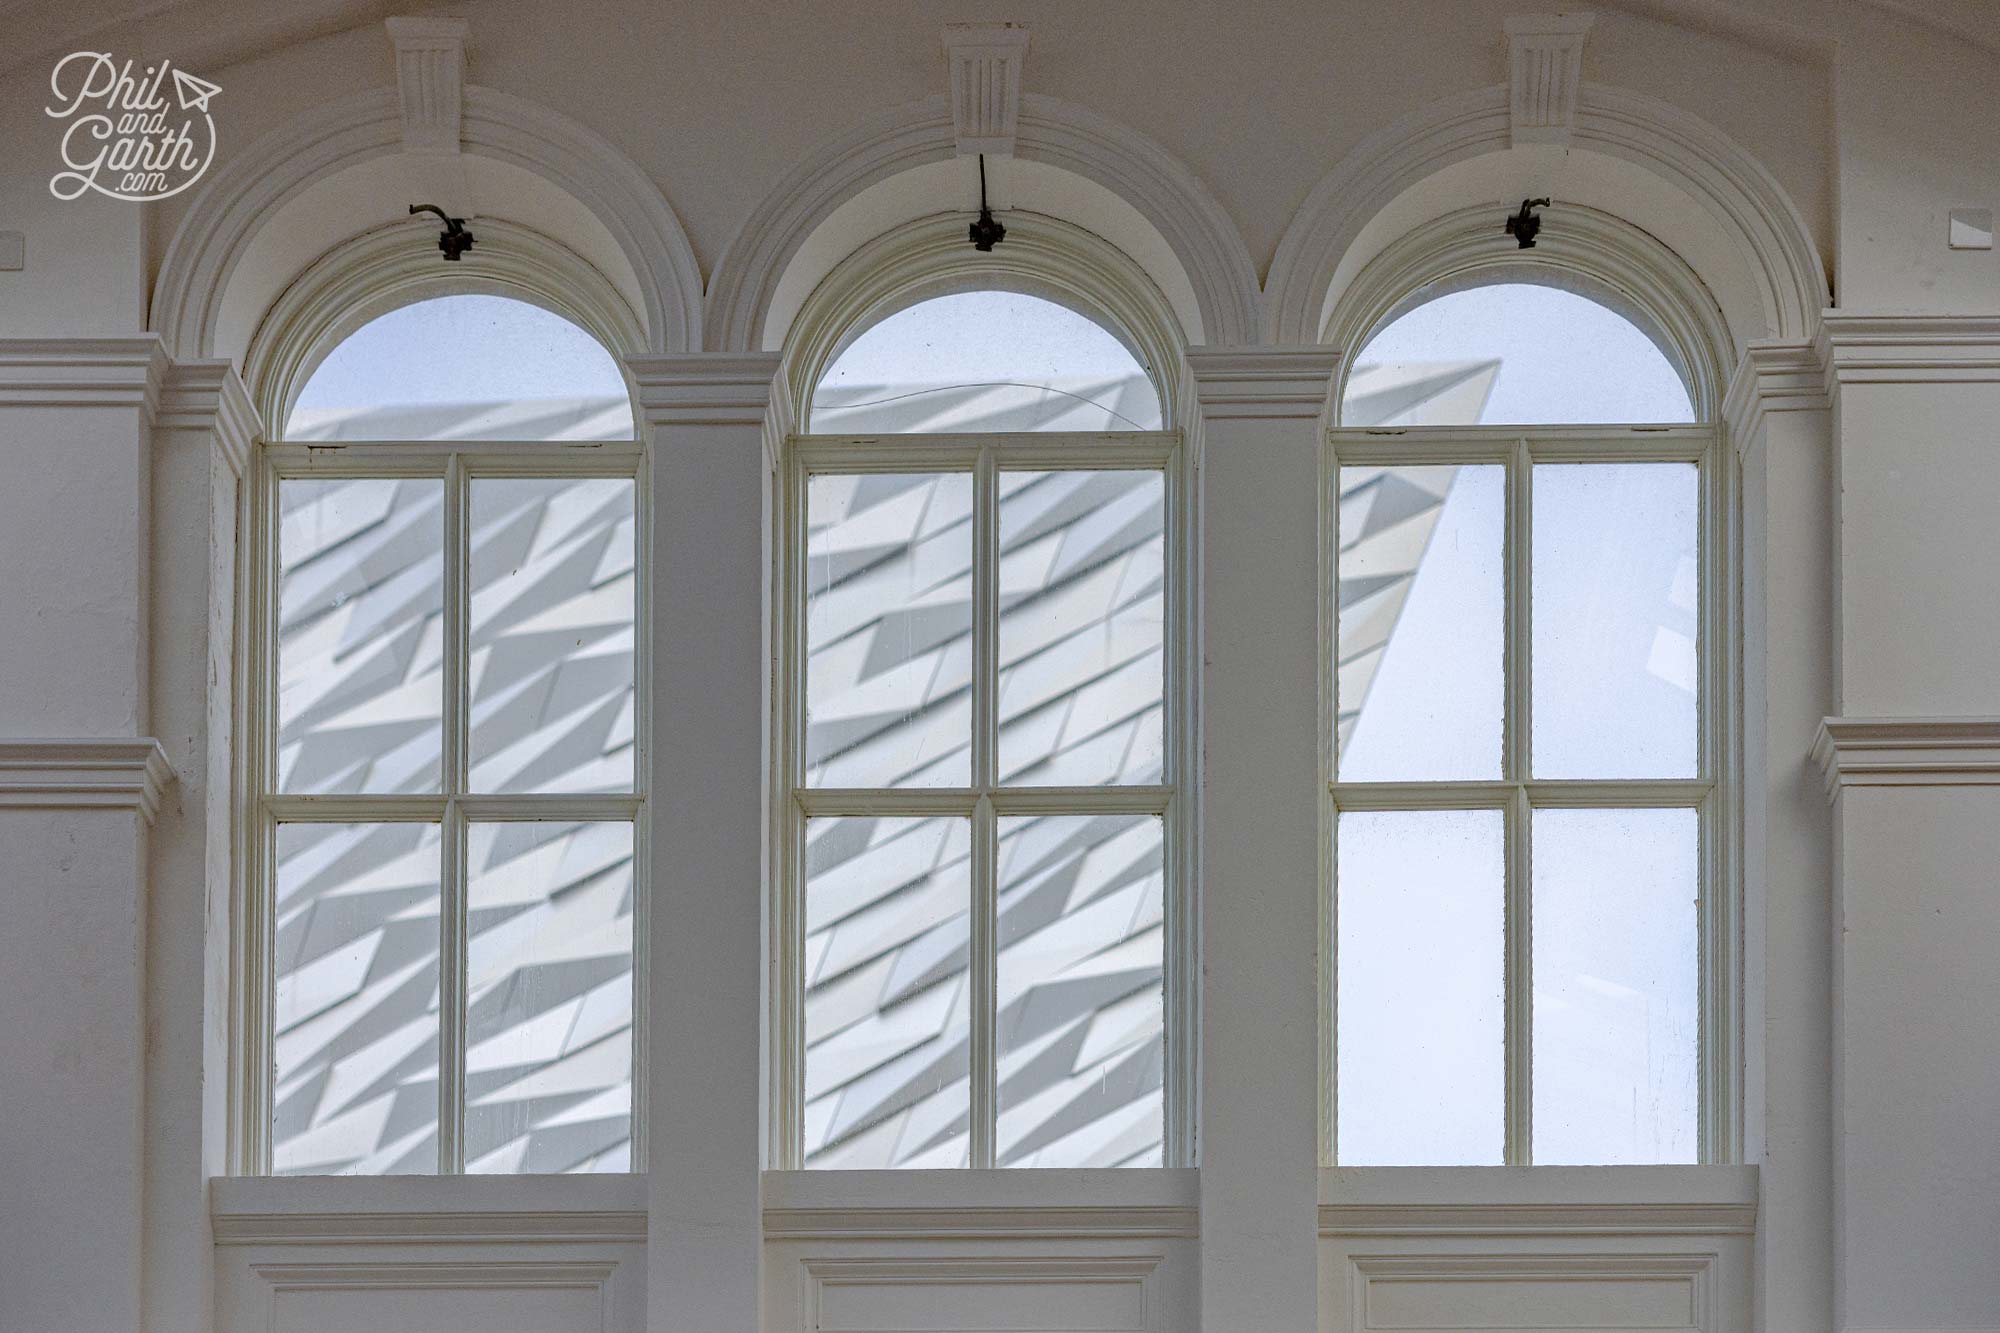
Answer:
45;52;220;202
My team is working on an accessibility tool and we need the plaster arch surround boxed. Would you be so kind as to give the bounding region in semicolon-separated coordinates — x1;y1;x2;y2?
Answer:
706;92;1261;354
1266;82;1831;353
150;85;704;363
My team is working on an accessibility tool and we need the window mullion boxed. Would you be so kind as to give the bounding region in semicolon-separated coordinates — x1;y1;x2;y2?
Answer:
971;793;998;1169
438;451;470;1174
1504;436;1534;1166
970;443;1000;1168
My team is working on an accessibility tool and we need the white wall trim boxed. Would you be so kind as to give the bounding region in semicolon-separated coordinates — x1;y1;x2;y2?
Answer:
945;23;1030;158
1264;81;1827;345
210;1174;648;1244
1816;313;2000;388
1506;12;1595;147
215;1212;646;1245
627;352;783;428
0;738;175;823
1185;345;1341;420
766;1205;1199;1241
1812;717;2000;800
384;16;468;156
704;92;1260;351
1319;1200;1756;1236
158;359;261;477
1721;338;1828;456
152;84;702;358
0;337;170;414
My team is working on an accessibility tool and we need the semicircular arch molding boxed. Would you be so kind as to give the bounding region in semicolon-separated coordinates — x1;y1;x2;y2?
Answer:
151;85;702;362
1265;82;1828;352
706;92;1260;354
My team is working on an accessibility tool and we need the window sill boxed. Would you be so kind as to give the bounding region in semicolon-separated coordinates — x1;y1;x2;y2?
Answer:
762;1168;1200;1239
1318;1164;1757;1235
209;1173;648;1245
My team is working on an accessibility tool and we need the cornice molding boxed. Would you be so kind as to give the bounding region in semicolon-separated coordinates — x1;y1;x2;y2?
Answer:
1319;1198;1755;1237
764;1203;1199;1241
212;1208;647;1246
158;360;262;477
627;352;782;428
1721;338;1828;454
0;738;174;823
1812;716;2000;801
1186;346;1341;420
1816;314;2000;389
0;338;170;414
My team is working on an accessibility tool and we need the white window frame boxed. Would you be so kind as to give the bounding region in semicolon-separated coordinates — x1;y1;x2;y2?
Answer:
772;427;1197;1170
233;434;651;1175
1318;422;1741;1166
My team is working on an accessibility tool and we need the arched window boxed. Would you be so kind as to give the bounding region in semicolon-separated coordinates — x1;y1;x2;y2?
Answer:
1329;280;1720;1167
251;293;642;1176
780;285;1183;1170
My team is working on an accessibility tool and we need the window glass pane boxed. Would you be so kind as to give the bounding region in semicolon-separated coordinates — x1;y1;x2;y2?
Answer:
287;295;633;441
278;478;444;794
1532;463;1699;778
464;821;635;1173
811;292;1163;433
805;473;975;788
1337;808;1504;1165
998;470;1165;786
1341;284;1694;426
804;815;973;1167
997;815;1163;1167
1532;808;1699;1164
468;478;637;794
1337;464;1503;780
272;822;441;1175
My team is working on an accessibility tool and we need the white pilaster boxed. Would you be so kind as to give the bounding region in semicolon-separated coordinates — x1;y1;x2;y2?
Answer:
1189;344;1339;1333
1723;340;1835;1333
1817;315;2000;1333
0;336;170;1333
143;359;259;1333
628;351;780;1333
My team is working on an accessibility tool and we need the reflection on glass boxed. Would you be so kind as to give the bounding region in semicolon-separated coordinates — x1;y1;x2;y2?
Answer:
286;295;633;441
998;471;1165;786
1532;808;1699;1164
1337;464;1503;780
805;473;975;788
1340;284;1694;427
810;292;1163;433
272;822;440;1175
1533;463;1699;778
996;815;1164;1167
804;816;973;1167
277;478;444;794
468;478;637;794
464;821;635;1173
1337;809;1504;1165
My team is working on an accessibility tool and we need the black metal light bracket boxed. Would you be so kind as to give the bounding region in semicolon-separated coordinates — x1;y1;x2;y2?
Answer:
410;203;475;261
1504;198;1551;249
968;155;1006;252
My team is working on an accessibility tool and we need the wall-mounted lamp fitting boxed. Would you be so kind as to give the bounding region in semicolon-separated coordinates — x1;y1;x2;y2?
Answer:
1504;198;1551;249
968;155;1006;252
409;203;475;261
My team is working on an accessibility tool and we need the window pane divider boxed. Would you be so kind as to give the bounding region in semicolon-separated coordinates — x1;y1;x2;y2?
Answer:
1504;434;1532;1167
263;439;642;471
794;785;1173;817
1326;779;1711;810
438;452;468;1174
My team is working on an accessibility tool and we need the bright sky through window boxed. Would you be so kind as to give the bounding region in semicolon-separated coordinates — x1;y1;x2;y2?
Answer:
810;291;1164;433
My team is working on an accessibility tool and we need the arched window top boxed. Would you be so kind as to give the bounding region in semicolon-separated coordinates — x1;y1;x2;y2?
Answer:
808;290;1164;434
285;294;634;442
1340;282;1697;428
